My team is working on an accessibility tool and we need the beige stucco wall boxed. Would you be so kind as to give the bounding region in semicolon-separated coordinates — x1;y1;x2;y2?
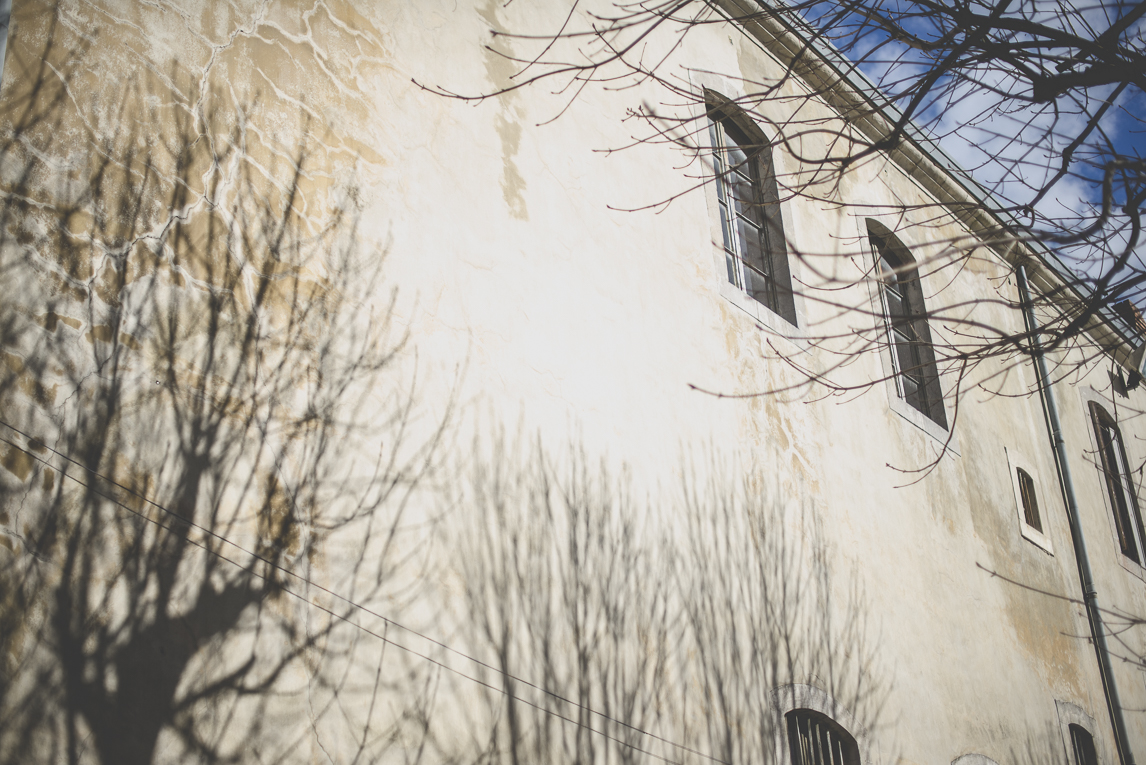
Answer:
2;1;1145;764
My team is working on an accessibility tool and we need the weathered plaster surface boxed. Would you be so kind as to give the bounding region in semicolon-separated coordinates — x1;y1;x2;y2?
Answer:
1;2;1144;764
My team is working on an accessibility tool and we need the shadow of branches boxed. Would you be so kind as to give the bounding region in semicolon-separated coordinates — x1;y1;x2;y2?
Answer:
445;438;887;765
0;13;444;765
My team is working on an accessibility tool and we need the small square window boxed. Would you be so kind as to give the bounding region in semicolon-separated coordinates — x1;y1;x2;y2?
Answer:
1017;467;1041;532
1007;451;1052;554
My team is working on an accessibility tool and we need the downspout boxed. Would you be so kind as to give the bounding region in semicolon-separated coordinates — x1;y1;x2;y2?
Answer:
1017;265;1135;765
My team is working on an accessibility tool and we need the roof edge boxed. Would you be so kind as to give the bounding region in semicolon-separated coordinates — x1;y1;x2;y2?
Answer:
712;0;1142;365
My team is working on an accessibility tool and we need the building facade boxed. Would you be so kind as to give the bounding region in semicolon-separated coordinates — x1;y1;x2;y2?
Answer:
0;2;1144;764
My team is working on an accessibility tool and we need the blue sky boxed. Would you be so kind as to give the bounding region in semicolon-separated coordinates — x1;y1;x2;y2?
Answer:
797;0;1146;294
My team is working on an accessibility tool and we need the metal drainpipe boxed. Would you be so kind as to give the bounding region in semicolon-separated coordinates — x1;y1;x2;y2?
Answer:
1017;265;1135;765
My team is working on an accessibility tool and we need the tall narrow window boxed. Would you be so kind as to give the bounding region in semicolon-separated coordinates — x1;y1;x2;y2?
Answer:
1017;467;1042;532
870;223;946;428
1091;402;1146;563
1069;724;1097;765
708;98;796;325
786;709;860;765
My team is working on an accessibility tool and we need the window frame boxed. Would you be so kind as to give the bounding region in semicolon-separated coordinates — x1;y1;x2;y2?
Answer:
868;222;947;430
1017;467;1041;531
951;755;1001;765
1055;701;1102;765
1007;447;1054;554
687;76;806;336
1089;401;1146;565
770;685;876;765
707;100;796;326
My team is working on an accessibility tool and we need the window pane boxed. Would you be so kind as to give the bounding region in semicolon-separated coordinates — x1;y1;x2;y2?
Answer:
900;372;921;407
714;158;729;202
732;180;759;226
725;250;739;287
727;143;748;172
718;200;734;250
739;219;767;275
878;256;897;284
746;268;774;306
892;332;918;375
884;288;906;321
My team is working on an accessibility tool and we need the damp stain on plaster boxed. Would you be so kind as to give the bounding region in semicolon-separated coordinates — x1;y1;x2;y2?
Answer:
39;312;83;333
496;114;528;221
85;324;116;345
1;445;34;482
964;441;1086;696
258;474;301;564
3;350;58;406
478;0;529;221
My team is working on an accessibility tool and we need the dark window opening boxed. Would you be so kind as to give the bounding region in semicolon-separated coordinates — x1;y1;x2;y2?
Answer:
1091;402;1146;563
1017;467;1042;532
786;709;861;765
708;97;796;325
1069;724;1097;765
870;224;946;429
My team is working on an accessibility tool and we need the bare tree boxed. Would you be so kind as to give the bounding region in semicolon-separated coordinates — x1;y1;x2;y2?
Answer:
422;0;1146;440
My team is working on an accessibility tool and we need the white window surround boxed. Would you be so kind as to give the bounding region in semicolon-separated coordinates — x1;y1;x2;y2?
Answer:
689;70;809;344
1056;700;1103;765
951;755;1000;765
769;684;878;765
1005;446;1054;555
858;217;959;453
1078;386;1146;582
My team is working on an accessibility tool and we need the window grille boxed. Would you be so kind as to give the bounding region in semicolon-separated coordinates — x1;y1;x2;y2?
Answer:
708;98;796;325
1017;467;1042;532
786;709;860;765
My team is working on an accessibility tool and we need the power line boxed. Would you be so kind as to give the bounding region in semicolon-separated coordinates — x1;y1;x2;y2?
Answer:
0;417;729;765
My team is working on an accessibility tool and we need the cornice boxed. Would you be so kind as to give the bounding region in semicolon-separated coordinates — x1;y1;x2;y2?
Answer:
711;0;1140;366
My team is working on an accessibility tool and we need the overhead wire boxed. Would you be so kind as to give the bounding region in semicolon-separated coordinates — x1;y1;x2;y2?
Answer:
0;416;731;765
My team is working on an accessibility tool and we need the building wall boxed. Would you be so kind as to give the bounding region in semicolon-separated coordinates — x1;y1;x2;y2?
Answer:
1;1;1144;764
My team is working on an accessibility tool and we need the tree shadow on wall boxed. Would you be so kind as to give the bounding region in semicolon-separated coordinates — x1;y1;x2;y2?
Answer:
443;439;888;765
0;14;446;765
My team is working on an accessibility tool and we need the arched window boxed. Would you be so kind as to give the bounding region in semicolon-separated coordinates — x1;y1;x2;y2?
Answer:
786;708;861;765
707;94;796;325
1069;724;1097;765
869;222;946;428
1090;402;1145;563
